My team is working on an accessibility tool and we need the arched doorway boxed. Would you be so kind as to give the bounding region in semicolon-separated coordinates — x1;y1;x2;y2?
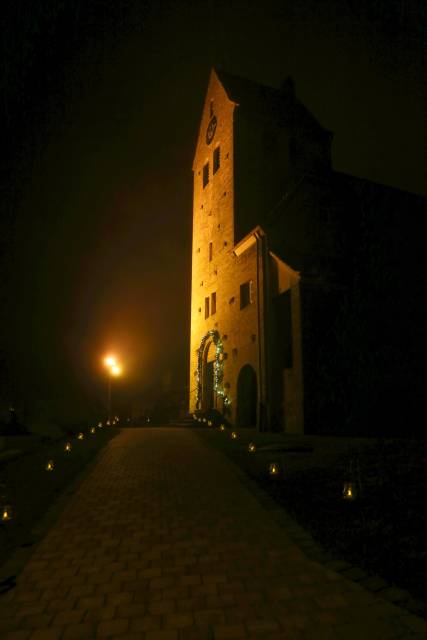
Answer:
236;364;257;427
202;340;215;412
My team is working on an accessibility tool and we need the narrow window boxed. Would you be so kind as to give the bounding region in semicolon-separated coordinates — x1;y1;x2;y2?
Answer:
209;242;213;262
240;281;252;309
211;292;216;315
203;162;209;188
205;296;210;318
213;146;220;174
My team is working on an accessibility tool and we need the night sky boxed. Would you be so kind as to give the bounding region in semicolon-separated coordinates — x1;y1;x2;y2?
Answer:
1;0;425;425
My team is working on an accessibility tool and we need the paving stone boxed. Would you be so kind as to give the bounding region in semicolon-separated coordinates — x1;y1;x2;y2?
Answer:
96;617;130;637
0;428;424;640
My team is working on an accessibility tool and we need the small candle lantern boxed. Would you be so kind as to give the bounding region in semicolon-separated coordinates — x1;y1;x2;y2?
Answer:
90;427;96;434
219;424;226;432
98;422;103;428
207;420;212;426
64;442;72;453
230;431;237;440
1;504;12;522
77;432;84;440
202;418;207;423
268;462;280;477
248;442;256;453
46;460;55;471
342;481;357;501
342;458;361;501
106;420;111;426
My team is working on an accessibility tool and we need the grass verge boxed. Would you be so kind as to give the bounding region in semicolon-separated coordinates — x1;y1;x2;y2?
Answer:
194;424;427;614
0;426;119;574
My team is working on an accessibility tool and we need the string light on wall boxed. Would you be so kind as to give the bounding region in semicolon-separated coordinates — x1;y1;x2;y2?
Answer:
196;330;230;409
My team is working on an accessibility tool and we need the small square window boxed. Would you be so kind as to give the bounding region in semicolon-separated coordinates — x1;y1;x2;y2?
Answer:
203;162;209;188
205;296;210;318
213;146;220;174
209;242;213;262
240;281;252;309
211;292;216;315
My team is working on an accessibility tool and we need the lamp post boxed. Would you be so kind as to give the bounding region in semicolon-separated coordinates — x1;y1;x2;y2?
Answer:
103;356;122;421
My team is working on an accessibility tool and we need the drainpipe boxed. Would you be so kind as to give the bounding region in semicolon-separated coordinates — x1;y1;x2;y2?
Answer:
255;230;270;431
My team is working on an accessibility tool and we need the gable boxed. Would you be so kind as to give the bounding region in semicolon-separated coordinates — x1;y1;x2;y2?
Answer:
192;69;237;172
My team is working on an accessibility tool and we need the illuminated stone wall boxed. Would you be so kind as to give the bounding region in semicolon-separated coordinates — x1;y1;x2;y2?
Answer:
189;71;263;425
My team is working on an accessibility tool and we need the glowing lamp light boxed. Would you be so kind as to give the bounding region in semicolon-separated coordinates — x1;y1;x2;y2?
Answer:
77;432;84;440
104;356;116;367
111;365;122;377
207;420;212;426
342;482;357;501
64;442;72;453
248;442;256;453
268;462;280;477
90;427;96;434
1;505;12;522
202;418;207;423
106;420;111;426
230;431;237;440
219;424;226;432
192;414;197;420
46;460;55;472
98;422;103;428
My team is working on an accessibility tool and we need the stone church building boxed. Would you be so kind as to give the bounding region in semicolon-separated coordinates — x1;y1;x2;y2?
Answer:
189;68;426;435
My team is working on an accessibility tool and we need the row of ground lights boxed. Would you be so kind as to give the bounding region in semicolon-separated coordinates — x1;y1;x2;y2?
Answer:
0;417;120;523
192;414;360;501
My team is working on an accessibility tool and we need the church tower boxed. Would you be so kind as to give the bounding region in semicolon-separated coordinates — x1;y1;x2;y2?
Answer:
189;69;269;428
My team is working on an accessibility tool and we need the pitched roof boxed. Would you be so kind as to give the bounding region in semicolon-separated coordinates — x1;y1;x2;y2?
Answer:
214;68;331;138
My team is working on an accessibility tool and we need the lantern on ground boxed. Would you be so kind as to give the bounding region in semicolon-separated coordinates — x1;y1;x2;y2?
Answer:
230;431;237;440
90;427;96;434
342;458;361;501
106;420;111;426
1;504;12;522
342;481;358;501
219;424;226;432
64;442;72;453
268;462;280;477
208;420;212;426
202;418;207;423
0;485;12;523
77;432;84;440
46;460;55;472
98;422;103;428
248;442;256;453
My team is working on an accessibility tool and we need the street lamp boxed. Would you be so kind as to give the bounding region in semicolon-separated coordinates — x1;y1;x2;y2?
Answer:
103;355;122;421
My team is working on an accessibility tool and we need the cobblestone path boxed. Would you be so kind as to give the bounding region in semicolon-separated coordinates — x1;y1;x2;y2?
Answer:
1;428;426;639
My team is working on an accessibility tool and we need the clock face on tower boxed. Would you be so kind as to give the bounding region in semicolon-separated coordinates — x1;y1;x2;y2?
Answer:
206;116;217;145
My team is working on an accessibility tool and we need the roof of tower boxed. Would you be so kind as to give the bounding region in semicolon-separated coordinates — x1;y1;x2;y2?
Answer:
213;68;332;138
